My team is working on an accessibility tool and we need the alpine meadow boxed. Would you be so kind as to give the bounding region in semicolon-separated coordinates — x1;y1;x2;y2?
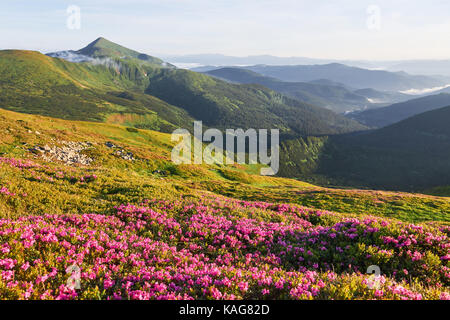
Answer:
0;1;449;309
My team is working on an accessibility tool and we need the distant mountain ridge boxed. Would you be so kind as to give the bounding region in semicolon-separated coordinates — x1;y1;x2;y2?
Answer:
166;53;450;77
204;67;371;113
348;93;450;127
204;67;412;113
352;88;411;104
239;64;444;92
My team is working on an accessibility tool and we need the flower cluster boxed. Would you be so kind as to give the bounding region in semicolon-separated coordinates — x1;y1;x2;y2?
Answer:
79;175;98;183
0;186;15;197
0;195;448;300
0;157;97;185
0;157;40;169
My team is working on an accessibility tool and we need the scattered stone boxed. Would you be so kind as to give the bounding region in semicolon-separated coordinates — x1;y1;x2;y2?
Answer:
114;149;135;161
105;141;135;161
152;170;168;176
105;141;116;148
126;127;139;133
30;141;94;165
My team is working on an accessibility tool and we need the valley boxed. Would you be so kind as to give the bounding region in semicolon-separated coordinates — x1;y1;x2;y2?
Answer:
3;37;450;193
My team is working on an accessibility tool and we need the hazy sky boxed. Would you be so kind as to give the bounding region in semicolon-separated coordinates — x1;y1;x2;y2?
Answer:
1;0;450;60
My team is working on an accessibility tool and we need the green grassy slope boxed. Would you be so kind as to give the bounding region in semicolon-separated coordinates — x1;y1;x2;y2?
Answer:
0;108;448;223
0;50;194;132
76;37;172;68
279;105;450;191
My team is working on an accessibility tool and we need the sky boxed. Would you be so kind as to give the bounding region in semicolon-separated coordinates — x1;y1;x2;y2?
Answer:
1;0;450;60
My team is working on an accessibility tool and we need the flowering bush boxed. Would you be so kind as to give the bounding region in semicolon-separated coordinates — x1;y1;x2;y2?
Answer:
0;187;15;197
0;157;40;169
0;157;98;185
0;195;448;300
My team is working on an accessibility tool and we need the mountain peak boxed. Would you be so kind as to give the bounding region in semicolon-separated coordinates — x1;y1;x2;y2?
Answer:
76;37;133;58
93;36;107;42
74;37;173;67
90;37;117;47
